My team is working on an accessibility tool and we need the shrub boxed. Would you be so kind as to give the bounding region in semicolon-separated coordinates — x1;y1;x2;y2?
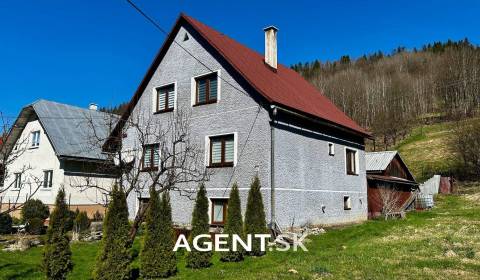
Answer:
244;176;268;256
92;210;104;222
221;183;245;262
93;184;131;280
21;199;49;223
26;217;46;235
0;213;13;234
186;184;212;268
140;189;177;278
43;188;73;280
74;210;90;233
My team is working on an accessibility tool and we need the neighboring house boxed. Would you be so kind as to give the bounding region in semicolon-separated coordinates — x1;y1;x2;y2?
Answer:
366;151;419;217
0;100;117;217
107;14;371;228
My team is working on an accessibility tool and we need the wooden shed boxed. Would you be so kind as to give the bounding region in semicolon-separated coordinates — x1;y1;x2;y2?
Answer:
366;151;419;218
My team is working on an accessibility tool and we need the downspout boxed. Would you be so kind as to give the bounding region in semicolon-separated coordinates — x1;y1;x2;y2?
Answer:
270;105;277;227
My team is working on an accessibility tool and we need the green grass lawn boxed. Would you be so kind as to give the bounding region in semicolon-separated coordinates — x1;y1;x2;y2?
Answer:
1;189;480;280
394;118;480;182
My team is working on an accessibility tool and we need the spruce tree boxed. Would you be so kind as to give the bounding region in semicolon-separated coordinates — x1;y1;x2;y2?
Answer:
244;176;267;256
43;188;73;280
186;184;212;268
93;184;131;280
220;183;244;262
140;189;177;278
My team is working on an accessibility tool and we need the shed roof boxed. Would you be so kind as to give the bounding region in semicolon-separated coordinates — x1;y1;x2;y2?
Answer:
6;100;117;161
365;151;398;172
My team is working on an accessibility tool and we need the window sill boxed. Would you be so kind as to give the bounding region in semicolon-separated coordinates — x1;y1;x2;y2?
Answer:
40;188;52;191
346;172;359;176
210;223;225;227
207;163;234;168
141;167;159;172
154;108;174;114
193;100;217;107
29;146;39;150
344;208;352;211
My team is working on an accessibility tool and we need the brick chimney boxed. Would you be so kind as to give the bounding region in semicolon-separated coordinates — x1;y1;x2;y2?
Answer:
264;26;278;70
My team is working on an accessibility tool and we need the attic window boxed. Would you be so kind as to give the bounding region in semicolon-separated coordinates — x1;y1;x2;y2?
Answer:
183;33;189;41
31;131;40;148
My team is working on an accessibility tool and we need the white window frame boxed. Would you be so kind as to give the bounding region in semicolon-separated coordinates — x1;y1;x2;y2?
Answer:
14;173;22;189
42;170;53;189
190;69;221;106
30;130;40;148
204;132;237;167
344;147;359;175
152;81;177;113
328;142;335;156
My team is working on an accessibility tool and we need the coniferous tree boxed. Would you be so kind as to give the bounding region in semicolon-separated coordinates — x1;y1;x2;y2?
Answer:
140;188;177;278
43;188;73;280
186;184;212;268
93;184;131;280
244;176;267;256
220;183;244;262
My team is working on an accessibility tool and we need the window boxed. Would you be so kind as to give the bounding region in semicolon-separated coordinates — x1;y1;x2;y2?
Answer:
142;144;160;171
209;135;234;167
43;170;53;188
344;196;351;210
211;198;228;225
31;131;40;147
328;143;335;156
14;173;22;189
155;84;175;113
195;73;218;105
345;148;358;175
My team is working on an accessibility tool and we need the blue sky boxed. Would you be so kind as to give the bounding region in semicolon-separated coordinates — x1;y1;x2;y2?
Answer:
1;0;479;118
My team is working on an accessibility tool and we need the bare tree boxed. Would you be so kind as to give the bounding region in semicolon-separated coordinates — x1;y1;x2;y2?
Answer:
75;106;210;242
453;120;480;178
0;113;45;215
377;185;403;219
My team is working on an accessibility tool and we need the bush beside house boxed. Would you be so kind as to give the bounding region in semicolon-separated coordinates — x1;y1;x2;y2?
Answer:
186;184;212;268
0;213;13;234
93;184;131;280
244;176;267;256
43;188;73;280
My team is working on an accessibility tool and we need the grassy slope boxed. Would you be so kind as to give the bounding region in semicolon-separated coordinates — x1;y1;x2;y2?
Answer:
394;118;480;182
1;192;479;280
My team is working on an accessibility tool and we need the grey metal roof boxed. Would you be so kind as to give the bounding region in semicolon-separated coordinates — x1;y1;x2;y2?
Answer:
31;100;117;160
365;151;398;172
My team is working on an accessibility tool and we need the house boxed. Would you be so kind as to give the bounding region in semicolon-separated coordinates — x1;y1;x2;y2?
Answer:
107;14;371;228
0;100;117;217
366;151;418;217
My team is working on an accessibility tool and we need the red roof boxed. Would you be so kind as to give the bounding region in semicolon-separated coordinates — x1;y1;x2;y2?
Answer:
182;15;369;136
108;14;369;144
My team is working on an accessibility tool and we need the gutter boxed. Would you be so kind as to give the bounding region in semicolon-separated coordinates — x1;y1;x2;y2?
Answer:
269;105;277;227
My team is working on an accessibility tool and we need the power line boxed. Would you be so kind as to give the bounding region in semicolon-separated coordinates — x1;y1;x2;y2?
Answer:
124;0;264;196
125;0;253;100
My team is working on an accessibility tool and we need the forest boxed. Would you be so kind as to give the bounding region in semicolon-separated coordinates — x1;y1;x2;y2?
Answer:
291;39;480;150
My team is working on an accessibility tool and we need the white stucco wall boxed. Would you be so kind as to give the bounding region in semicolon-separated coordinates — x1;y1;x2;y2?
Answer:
2;119;114;207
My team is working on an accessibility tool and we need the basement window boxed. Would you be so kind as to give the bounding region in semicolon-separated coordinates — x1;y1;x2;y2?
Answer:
344;196;351;210
210;198;228;225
